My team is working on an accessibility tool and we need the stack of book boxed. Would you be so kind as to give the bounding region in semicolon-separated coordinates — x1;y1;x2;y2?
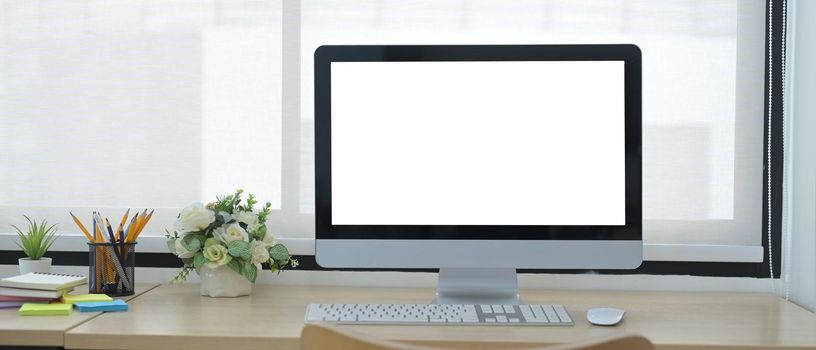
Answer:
0;272;87;309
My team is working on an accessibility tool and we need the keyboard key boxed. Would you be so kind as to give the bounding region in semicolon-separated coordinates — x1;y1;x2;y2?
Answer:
480;305;493;313
542;305;559;322
553;305;572;323
531;305;547;321
503;305;515;313
491;305;503;313
519;305;535;321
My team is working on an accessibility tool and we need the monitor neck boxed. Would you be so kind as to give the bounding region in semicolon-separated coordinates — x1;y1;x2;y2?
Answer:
434;268;521;305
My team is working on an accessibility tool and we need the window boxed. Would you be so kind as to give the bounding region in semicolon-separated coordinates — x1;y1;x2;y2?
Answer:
1;0;303;239
1;0;769;268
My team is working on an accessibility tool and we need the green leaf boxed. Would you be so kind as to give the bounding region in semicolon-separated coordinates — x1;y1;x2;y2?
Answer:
204;218;222;232
193;252;207;270
243;263;257;283
170;265;194;284
181;234;203;253
246;193;257;212
268;244;290;261
253;225;267;239
217;211;233;224
227;259;242;275
181;257;194;265
166;238;177;253
258;202;272;223
227;240;252;260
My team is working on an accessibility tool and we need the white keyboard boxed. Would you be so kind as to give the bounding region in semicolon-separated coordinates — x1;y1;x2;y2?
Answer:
305;303;573;325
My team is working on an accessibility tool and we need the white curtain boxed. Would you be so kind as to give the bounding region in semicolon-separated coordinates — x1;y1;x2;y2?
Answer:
0;0;303;236
299;0;767;248
1;1;768;258
782;0;816;312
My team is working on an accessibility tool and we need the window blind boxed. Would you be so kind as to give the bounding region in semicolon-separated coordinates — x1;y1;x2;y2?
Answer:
1;0;766;261
298;0;766;249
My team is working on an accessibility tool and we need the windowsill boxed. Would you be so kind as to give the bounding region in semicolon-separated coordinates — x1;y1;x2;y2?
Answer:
0;232;763;263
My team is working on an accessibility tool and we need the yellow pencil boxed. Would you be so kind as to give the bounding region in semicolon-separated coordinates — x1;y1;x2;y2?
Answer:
69;212;94;242
126;212;142;243
132;209;153;242
115;209;130;241
124;213;138;236
137;208;148;228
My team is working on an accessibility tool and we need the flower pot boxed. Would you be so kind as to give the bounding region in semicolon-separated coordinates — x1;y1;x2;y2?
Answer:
198;265;252;297
18;257;52;275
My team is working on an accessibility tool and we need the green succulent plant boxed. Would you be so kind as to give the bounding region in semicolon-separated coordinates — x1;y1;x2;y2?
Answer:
11;215;59;260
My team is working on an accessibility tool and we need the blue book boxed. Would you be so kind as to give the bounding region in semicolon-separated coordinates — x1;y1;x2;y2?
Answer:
74;299;128;312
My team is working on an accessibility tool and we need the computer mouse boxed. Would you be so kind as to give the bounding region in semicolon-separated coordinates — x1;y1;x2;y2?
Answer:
586;307;626;326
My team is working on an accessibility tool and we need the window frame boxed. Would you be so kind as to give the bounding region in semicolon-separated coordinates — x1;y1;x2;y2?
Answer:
0;0;785;278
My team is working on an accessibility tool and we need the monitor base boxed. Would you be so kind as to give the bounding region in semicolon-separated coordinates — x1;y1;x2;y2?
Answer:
433;268;522;305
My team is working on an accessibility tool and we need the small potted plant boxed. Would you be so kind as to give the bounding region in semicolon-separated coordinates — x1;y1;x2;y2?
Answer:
11;215;59;274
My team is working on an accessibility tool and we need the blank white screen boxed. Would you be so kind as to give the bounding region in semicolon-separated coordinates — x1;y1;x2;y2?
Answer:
331;61;625;225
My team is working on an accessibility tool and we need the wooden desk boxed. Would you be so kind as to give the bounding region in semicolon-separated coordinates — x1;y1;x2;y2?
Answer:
64;284;816;350
0;283;158;347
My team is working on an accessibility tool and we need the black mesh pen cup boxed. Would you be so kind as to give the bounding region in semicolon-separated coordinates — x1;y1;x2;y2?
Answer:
88;242;136;296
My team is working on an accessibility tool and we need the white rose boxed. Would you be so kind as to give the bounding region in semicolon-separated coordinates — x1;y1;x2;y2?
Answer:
174;238;196;259
214;223;249;244
250;240;270;266
261;231;275;248
175;203;215;234
233;210;258;226
202;244;231;268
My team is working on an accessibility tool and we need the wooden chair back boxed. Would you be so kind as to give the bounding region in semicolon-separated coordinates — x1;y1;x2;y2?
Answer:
300;323;654;350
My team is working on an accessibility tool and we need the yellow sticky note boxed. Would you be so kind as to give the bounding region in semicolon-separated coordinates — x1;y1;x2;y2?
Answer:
18;303;71;316
61;293;113;305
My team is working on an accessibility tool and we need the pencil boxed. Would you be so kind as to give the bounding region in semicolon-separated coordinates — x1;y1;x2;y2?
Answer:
69;212;94;242
130;209;148;242
93;212;99;243
105;218;116;244
123;213;138;239
94;213;107;243
95;213;112;286
93;212;102;292
132;209;153;242
115;209;130;241
125;212;141;243
99;213;116;287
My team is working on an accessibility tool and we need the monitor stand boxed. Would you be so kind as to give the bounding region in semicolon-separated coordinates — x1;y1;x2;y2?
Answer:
433;268;521;305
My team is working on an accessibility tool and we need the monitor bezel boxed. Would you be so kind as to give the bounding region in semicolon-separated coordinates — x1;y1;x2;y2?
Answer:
315;44;641;241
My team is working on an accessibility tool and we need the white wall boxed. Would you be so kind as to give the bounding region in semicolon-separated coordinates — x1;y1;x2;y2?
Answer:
783;0;816;312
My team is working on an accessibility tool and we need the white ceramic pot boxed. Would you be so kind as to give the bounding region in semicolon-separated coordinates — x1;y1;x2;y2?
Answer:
18;257;52;275
198;265;252;297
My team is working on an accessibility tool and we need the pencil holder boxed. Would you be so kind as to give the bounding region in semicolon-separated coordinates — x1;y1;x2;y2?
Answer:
88;242;136;296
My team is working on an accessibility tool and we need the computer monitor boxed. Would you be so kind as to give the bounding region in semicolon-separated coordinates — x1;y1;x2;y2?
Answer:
314;45;642;304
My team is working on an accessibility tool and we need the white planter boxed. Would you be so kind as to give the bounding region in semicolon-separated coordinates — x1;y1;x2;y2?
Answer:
198;265;252;297
18;257;52;275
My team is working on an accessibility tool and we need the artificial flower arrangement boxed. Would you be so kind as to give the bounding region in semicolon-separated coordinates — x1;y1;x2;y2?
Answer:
166;189;296;283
